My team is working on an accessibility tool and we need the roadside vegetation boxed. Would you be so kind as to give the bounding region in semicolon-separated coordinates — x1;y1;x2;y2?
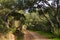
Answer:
0;0;60;40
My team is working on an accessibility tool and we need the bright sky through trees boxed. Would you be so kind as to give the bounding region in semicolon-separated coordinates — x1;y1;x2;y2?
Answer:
26;0;54;13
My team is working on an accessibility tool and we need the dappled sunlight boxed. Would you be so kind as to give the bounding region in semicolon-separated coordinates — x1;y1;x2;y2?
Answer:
0;0;60;40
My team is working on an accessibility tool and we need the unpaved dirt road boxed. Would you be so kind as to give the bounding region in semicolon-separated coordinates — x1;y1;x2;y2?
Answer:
23;30;50;40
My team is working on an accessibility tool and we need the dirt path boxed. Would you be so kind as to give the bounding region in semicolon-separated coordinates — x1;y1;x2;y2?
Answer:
23;30;50;40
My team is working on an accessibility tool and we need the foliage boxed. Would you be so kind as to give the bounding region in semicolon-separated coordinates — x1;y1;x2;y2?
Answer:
0;0;60;39
0;21;9;34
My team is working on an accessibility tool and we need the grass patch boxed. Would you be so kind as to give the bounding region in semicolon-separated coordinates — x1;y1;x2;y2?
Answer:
52;38;60;40
36;31;55;39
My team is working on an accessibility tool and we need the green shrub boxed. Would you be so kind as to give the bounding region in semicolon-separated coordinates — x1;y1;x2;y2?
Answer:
54;29;60;38
0;24;10;34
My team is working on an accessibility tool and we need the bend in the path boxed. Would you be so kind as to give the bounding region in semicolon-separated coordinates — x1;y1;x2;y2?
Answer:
23;30;51;40
28;31;50;40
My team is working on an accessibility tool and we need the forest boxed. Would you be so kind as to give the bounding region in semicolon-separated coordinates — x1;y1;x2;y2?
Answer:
0;0;60;40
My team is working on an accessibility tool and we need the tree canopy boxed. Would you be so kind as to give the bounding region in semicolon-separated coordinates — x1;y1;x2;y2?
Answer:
0;0;60;39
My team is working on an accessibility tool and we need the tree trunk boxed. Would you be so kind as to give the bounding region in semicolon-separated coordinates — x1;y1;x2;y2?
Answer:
41;9;55;33
55;16;60;36
56;0;60;28
43;14;55;33
55;16;60;28
4;20;10;28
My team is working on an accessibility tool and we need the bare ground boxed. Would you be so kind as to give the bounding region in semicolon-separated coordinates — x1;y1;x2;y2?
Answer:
23;30;51;40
